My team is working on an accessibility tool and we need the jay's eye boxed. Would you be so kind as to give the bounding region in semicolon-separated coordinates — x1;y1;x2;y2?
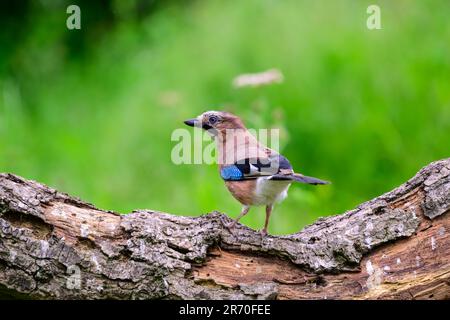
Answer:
209;116;219;124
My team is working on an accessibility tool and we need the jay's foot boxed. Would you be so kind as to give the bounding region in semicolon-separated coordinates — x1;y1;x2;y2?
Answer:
259;228;268;237
225;221;237;233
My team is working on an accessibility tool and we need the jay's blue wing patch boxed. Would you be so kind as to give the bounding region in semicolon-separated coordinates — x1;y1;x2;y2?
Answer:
220;165;244;181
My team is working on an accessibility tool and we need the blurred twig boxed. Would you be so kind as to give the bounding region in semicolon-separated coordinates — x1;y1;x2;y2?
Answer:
233;68;284;88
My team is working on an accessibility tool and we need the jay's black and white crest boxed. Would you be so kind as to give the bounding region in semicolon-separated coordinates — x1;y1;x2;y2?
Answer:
184;111;330;236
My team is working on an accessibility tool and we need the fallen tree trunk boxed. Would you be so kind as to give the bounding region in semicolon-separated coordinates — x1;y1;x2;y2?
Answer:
0;159;449;300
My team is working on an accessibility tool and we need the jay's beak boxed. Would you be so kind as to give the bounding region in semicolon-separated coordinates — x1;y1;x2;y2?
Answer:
184;118;214;131
184;119;198;127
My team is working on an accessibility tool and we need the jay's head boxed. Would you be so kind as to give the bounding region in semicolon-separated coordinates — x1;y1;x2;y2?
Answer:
184;111;246;134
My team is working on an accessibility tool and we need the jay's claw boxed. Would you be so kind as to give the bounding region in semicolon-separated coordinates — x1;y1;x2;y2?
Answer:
259;229;268;237
224;221;237;233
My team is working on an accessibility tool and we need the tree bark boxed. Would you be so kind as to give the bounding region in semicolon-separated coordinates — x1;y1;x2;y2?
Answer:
0;159;449;300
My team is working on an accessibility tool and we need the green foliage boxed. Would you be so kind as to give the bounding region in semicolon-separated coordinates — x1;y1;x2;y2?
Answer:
1;0;449;234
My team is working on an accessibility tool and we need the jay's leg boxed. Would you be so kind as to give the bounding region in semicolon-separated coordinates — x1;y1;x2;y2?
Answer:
227;205;250;230
261;204;273;236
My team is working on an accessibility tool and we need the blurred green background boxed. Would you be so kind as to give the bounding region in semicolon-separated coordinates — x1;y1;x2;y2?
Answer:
0;0;449;234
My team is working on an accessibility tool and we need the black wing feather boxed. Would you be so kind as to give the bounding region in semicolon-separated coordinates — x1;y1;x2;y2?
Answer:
234;155;292;175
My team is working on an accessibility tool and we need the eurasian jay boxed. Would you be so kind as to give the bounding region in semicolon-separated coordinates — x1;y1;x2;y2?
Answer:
184;111;330;236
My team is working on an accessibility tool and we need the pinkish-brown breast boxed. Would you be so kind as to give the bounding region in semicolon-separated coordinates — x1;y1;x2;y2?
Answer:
224;180;256;206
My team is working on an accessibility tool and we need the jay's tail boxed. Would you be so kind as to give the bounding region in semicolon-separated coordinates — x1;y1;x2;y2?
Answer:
270;173;330;185
292;173;330;185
